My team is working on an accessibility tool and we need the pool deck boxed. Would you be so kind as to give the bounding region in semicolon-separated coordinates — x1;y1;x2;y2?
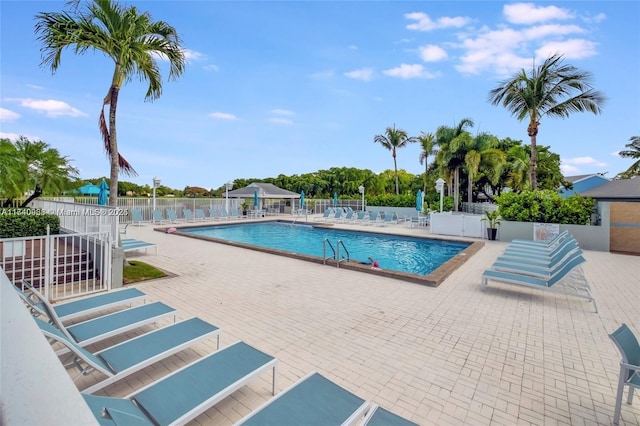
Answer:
77;215;640;425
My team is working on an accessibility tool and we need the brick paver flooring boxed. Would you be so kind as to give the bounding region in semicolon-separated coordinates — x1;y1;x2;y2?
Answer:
75;218;640;425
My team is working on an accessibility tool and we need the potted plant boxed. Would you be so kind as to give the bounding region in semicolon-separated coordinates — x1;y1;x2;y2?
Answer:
241;201;249;215
482;210;501;240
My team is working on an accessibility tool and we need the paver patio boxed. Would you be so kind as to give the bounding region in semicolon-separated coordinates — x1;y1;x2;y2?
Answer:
73;218;640;425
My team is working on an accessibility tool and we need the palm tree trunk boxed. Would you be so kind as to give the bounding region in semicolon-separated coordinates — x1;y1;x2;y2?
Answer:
423;161;428;194
454;167;459;211
529;134;537;190
468;174;473;205
393;150;399;195
108;86;120;207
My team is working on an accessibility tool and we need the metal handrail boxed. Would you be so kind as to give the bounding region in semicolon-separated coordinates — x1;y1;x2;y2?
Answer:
322;238;335;264
336;240;350;268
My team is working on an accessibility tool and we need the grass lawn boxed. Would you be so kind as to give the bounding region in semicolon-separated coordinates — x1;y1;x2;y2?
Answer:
123;260;167;284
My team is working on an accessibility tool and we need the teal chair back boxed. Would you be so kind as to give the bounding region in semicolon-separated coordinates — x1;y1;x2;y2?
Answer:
610;324;640;380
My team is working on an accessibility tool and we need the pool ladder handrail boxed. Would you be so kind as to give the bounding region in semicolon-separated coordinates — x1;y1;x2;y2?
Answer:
336;240;350;268
322;238;335;264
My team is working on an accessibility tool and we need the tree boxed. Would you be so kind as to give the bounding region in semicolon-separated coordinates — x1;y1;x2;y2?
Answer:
373;124;417;194
488;53;605;189
36;0;186;206
464;133;505;204
418;132;437;194
618;135;640;178
434;118;474;210
0;136;79;207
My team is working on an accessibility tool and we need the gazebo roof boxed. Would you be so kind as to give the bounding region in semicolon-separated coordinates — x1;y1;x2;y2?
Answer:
226;182;301;199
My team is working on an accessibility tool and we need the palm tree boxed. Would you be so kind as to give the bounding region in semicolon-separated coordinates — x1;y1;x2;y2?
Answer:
1;137;79;207
435;118;474;210
464;133;506;204
373;124;417;194
488;53;605;189
35;0;186;206
418;132;437;194
618;135;640;178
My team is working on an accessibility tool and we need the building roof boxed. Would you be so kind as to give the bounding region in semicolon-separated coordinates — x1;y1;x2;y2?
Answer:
564;173;610;184
580;177;640;201
226;182;301;199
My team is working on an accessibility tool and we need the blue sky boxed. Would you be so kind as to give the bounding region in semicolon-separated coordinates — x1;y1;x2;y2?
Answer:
1;1;639;190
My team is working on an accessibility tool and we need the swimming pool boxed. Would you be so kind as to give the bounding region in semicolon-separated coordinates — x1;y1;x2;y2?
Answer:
178;221;473;279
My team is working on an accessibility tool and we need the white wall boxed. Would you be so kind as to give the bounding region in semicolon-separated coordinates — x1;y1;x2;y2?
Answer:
0;269;98;425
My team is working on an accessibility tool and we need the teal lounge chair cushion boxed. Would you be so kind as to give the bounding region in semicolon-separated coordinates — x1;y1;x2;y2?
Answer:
240;372;368;426
53;288;145;321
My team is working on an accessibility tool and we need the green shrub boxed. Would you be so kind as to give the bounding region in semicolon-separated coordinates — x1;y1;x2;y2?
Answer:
366;194;416;207
496;190;595;225
0;208;60;238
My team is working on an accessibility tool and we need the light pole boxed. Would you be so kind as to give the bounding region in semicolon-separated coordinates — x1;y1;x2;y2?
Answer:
225;180;234;214
152;176;161;221
435;178;445;213
358;185;365;211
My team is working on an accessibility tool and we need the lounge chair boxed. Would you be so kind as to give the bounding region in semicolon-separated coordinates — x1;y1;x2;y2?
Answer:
219;207;230;220
82;341;278;426
195;208;207;221
353;211;368;224
17;284;176;351
183;209;196;222
130;208;145;226
377;211;398;227
231;206;245;219
609;324;640;425
340;210;355;223
121;238;157;255
313;208;333;222
328;209;343;223
364;211;379;226
208;207;220;220
20;281;146;323
501;237;579;261
491;249;585;278
510;230;570;248
362;404;419;426
238;371;369;425
494;240;581;269
166;209;180;223
152;209;167;224
35;316;221;394
482;252;596;312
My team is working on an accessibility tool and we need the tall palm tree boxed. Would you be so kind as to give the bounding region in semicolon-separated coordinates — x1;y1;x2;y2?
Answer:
435;118;474;210
373;124;417;194
618;135;640;178
418;132;437;194
464;133;505;204
36;0;186;206
488;53;605;189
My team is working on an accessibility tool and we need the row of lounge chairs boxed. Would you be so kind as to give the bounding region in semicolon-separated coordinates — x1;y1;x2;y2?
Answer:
314;208;402;227
16;281;417;425
131;207;255;225
482;231;597;312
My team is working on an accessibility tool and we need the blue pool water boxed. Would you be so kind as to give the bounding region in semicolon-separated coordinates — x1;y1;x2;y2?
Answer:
182;222;469;276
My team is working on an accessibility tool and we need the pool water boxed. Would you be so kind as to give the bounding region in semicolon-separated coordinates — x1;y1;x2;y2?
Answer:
182;222;469;276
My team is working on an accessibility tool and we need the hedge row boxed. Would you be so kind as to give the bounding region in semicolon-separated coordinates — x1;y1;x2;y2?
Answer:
496;190;595;225
0;209;60;238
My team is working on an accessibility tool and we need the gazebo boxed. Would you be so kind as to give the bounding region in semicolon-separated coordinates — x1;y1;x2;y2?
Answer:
226;182;301;213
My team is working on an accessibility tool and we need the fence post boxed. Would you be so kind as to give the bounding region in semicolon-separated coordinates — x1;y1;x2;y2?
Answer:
44;226;51;300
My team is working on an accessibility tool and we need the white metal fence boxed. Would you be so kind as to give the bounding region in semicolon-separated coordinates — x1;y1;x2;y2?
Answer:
32;200;119;244
1;230;112;301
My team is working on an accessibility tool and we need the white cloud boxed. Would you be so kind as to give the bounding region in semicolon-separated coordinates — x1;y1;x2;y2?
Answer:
418;45;448;62
563;156;607;167
583;13;606;24
209;112;238;120
0;108;20;122
203;64;219;71
561;164;580;175
503;3;574;25
522;24;585;40
267;117;293;125
347;45;358;50
310;69;335;80
14;98;87;117
383;64;438;79
270;109;295;116
182;48;205;61
535;39;598;60
344;68;374;81
26;84;43;90
405;12;471;31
